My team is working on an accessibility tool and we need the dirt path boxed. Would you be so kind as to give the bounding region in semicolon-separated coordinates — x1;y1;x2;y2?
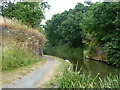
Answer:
3;55;55;88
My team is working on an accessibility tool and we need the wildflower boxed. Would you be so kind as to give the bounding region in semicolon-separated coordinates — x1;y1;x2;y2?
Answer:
22;44;25;47
8;51;11;54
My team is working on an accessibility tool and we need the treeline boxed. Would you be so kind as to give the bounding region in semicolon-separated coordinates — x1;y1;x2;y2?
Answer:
44;1;120;67
0;0;50;28
0;0;49;70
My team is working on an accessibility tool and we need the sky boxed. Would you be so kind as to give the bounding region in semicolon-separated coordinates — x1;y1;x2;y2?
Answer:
42;0;103;24
1;0;103;24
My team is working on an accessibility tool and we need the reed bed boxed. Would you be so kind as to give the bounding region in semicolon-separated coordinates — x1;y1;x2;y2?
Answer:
57;64;120;88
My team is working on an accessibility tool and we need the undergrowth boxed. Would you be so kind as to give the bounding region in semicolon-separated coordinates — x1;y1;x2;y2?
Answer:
2;48;41;71
44;45;83;61
57;64;120;88
0;16;46;42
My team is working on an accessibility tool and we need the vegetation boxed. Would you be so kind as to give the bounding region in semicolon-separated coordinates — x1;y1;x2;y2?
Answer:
0;0;49;75
0;16;46;41
44;45;83;62
44;1;120;67
57;64;120;88
44;1;120;88
0;16;46;71
1;1;50;28
82;2;120;66
2;55;46;85
44;2;89;47
0;0;119;88
2;48;41;71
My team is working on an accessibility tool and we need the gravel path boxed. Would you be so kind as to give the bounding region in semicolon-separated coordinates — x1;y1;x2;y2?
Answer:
4;55;55;88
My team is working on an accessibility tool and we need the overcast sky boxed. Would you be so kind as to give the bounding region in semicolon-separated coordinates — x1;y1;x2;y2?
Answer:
3;0;103;24
41;0;103;24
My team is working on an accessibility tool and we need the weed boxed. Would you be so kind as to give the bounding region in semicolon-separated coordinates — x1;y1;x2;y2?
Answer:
2;48;40;71
57;64;120;88
44;45;83;62
0;16;46;42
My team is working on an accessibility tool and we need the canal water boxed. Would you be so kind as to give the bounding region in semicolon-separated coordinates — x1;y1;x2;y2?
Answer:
69;58;120;80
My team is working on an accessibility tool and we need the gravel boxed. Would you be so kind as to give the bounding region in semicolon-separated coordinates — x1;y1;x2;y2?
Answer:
3;56;55;88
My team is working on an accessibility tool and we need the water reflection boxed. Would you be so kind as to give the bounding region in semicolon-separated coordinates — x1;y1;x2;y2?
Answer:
70;58;120;79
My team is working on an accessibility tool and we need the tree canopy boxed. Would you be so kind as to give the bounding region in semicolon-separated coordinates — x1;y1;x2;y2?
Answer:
1;0;50;27
44;3;89;47
44;1;120;67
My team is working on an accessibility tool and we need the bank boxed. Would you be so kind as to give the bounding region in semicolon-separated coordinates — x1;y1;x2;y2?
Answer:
2;55;69;88
43;45;120;88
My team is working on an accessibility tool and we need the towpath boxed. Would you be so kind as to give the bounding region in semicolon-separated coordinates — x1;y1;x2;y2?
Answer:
4;55;55;88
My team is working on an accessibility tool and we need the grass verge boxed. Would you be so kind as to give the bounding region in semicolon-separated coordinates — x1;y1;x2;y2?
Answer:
36;55;69;88
57;64;120;88
2;57;47;85
2;47;47;85
2;48;42;71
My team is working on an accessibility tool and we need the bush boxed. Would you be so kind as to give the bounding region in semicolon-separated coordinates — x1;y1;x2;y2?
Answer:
104;32;120;67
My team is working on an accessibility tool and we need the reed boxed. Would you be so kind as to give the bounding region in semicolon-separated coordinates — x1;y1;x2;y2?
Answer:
57;64;120;88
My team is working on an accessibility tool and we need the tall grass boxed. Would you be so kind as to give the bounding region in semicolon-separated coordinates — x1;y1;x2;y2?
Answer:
2;48;41;71
0;16;45;71
57;64;120;88
44;45;83;61
0;16;46;42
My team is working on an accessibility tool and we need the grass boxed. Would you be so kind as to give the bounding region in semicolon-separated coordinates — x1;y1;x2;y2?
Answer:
44;45;83;62
0;15;46;71
57;64;120;88
38;55;69;88
2;48;42;71
2;57;47;85
0;15;47;86
0;16;46;42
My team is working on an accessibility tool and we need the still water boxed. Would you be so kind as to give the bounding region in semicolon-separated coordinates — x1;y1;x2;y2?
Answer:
70;58;120;79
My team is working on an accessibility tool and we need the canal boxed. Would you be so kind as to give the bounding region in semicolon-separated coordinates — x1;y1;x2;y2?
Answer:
69;58;120;80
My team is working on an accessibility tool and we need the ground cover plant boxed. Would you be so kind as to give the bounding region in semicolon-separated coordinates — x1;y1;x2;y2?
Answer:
0;16;46;71
2;48;41;71
57;64;120;88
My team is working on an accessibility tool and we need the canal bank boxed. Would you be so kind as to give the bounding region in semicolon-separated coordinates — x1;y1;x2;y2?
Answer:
44;45;120;82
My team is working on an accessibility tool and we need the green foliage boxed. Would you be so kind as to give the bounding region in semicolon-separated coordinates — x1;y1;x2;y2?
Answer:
2;48;40;71
57;64;120;88
44;3;89;47
1;1;50;27
82;2;119;44
44;13;65;46
44;45;83;61
82;2;120;67
44;1;120;67
104;34;120;66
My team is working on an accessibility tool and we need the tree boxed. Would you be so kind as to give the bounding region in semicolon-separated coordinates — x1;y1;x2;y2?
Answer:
44;13;67;46
82;2;120;67
83;2;119;44
1;1;50;27
44;2;89;47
